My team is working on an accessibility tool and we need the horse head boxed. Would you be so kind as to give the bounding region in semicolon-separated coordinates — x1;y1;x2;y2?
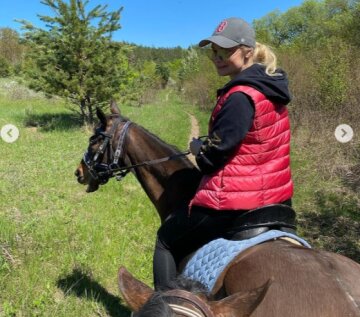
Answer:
118;266;271;317
75;100;127;193
75;100;201;221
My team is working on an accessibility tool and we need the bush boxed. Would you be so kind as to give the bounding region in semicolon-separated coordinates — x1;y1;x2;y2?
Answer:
179;51;226;110
0;56;12;77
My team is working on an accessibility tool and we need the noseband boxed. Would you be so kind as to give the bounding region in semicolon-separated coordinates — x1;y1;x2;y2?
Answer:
163;289;214;317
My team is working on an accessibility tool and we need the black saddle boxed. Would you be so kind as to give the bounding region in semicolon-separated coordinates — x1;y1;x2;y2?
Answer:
228;204;297;240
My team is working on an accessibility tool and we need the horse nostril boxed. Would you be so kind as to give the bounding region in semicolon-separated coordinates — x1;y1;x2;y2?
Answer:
75;169;80;177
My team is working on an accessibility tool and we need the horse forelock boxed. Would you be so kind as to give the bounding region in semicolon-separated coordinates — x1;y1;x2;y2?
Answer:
136;277;210;317
134;292;175;317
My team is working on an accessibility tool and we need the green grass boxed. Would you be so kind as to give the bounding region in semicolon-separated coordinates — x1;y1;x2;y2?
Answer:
0;81;359;316
0;85;199;316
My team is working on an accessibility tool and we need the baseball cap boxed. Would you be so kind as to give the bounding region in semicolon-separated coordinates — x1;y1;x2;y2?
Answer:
199;17;256;48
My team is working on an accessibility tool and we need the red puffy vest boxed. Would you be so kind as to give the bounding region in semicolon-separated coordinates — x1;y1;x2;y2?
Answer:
191;85;293;211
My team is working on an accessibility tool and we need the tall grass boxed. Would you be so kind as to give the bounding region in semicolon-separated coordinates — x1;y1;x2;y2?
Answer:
279;48;360;258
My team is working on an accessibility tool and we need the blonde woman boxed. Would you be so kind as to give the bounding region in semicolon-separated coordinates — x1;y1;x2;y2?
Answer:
153;17;294;290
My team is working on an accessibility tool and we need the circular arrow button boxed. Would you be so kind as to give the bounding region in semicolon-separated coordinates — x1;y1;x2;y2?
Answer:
335;124;353;143
1;124;20;143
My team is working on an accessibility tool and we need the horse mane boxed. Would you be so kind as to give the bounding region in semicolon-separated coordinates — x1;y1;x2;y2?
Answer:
123;116;195;168
165;276;210;295
136;277;210;317
104;113;194;168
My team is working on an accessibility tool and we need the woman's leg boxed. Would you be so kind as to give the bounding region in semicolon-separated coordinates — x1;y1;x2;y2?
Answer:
153;208;215;290
153;207;239;290
153;236;177;290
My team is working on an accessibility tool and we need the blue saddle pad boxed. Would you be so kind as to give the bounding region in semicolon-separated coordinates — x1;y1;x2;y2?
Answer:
182;230;311;292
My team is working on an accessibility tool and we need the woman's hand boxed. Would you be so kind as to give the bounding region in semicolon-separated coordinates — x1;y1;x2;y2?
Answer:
189;138;203;156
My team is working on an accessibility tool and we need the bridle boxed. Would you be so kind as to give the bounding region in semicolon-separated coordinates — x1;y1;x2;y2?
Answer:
82;116;191;184
82;117;130;184
163;289;214;317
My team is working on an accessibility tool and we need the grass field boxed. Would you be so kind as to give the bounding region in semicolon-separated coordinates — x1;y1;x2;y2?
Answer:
0;79;359;316
0;81;208;316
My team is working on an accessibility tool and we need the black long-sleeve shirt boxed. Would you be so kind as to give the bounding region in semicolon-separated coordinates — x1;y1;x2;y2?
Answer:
196;92;254;174
196;63;292;174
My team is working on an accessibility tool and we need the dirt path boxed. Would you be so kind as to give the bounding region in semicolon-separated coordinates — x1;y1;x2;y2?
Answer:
186;112;200;166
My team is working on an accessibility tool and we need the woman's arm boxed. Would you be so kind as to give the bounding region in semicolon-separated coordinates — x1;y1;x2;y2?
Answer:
196;92;254;174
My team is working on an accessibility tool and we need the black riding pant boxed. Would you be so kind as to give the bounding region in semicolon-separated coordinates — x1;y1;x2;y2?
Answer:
153;206;246;290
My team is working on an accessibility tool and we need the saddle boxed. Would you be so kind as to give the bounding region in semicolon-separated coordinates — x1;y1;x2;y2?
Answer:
228;204;297;240
181;230;311;295
178;204;297;272
180;205;307;298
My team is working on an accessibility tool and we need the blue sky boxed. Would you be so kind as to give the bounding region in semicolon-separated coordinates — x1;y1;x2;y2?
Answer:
1;0;304;48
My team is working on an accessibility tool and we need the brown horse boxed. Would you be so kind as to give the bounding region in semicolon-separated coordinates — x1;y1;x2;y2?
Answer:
75;102;360;317
75;101;201;223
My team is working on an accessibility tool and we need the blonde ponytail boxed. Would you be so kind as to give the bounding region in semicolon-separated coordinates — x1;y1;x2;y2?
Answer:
253;42;280;76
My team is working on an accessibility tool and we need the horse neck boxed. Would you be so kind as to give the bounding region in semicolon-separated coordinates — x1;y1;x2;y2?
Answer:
124;124;201;223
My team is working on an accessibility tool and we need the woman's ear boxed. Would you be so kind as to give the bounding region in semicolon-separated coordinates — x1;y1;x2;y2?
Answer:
244;47;254;59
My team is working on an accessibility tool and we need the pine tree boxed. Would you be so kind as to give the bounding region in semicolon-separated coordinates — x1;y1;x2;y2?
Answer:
19;0;128;123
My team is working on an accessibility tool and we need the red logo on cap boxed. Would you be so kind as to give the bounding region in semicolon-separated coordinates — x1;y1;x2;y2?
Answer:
216;21;228;33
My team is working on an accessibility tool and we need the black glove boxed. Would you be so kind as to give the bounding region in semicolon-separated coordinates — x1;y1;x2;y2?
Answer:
189;138;203;156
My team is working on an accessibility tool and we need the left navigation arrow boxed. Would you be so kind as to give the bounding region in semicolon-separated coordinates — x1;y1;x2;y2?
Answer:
1;124;19;143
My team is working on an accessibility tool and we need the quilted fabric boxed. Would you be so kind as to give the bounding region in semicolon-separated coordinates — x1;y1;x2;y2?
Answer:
191;85;293;210
182;230;311;292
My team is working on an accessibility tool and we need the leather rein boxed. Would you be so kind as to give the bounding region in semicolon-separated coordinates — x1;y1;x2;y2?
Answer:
83;117;190;184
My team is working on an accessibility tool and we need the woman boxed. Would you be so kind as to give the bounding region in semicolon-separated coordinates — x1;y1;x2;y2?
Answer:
153;17;293;290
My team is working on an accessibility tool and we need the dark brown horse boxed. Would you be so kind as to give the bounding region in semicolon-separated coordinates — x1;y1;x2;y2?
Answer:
75;102;360;317
75;101;201;223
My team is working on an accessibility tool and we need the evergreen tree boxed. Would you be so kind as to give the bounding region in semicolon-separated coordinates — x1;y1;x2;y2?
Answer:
155;63;170;88
19;0;127;123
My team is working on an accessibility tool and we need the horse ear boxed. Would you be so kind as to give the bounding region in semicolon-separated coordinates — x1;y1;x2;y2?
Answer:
209;278;272;317
96;107;107;126
118;266;154;312
110;99;120;115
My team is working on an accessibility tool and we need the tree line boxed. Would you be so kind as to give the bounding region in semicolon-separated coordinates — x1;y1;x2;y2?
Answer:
0;0;359;127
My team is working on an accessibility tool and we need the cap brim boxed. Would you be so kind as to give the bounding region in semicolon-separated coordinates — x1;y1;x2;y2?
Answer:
198;35;239;48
